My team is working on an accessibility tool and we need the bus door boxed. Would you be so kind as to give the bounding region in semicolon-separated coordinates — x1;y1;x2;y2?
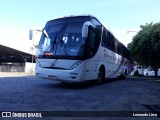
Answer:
85;26;100;80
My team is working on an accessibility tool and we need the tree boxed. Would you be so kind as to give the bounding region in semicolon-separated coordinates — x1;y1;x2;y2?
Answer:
128;22;160;76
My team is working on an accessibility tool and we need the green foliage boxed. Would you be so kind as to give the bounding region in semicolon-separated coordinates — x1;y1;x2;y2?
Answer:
133;70;139;76
128;22;160;76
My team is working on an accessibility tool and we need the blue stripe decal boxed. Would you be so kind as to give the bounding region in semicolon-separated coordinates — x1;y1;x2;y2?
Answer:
108;57;124;78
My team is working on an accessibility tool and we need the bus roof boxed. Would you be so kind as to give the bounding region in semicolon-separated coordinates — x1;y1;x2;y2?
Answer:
49;15;127;48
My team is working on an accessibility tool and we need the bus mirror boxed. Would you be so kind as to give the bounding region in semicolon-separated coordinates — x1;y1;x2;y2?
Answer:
82;21;95;38
29;29;33;40
82;24;88;38
29;29;42;40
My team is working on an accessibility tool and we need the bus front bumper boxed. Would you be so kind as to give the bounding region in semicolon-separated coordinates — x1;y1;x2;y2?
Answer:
35;67;85;83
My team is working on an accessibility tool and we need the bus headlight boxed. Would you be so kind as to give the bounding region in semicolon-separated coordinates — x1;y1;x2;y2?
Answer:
70;61;83;70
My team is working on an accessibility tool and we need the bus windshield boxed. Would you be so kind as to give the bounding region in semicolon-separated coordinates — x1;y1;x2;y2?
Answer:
38;16;90;59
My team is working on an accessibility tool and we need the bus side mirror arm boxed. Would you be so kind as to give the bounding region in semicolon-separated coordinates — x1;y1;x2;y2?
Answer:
29;29;33;40
82;21;95;38
29;28;43;40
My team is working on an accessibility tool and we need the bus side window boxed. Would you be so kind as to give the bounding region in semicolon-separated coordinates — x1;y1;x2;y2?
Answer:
106;31;110;48
102;29;113;49
117;43;122;55
102;28;107;47
87;27;98;58
110;34;115;51
102;29;110;48
115;40;118;53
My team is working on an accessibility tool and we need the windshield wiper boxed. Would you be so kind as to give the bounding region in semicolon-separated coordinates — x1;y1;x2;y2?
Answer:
42;33;57;57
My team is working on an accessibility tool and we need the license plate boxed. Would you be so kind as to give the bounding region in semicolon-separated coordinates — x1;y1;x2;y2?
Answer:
48;75;57;80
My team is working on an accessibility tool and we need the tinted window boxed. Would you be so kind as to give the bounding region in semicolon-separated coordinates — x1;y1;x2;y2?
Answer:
102;29;106;47
102;29;110;48
109;33;115;51
106;31;111;48
117;43;122;55
92;18;101;26
87;28;98;58
115;40;119;53
38;16;89;59
121;45;130;59
92;18;102;38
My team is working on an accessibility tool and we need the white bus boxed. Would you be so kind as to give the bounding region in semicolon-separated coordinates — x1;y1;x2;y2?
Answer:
30;15;130;83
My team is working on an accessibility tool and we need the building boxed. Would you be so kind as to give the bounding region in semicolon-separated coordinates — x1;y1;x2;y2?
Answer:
0;44;35;72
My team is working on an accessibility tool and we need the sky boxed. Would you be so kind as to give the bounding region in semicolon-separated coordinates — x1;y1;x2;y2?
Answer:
0;0;160;53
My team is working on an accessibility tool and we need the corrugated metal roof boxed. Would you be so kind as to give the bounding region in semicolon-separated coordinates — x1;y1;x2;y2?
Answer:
0;44;35;63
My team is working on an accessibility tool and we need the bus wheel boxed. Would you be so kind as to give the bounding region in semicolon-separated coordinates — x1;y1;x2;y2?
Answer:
97;68;105;84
